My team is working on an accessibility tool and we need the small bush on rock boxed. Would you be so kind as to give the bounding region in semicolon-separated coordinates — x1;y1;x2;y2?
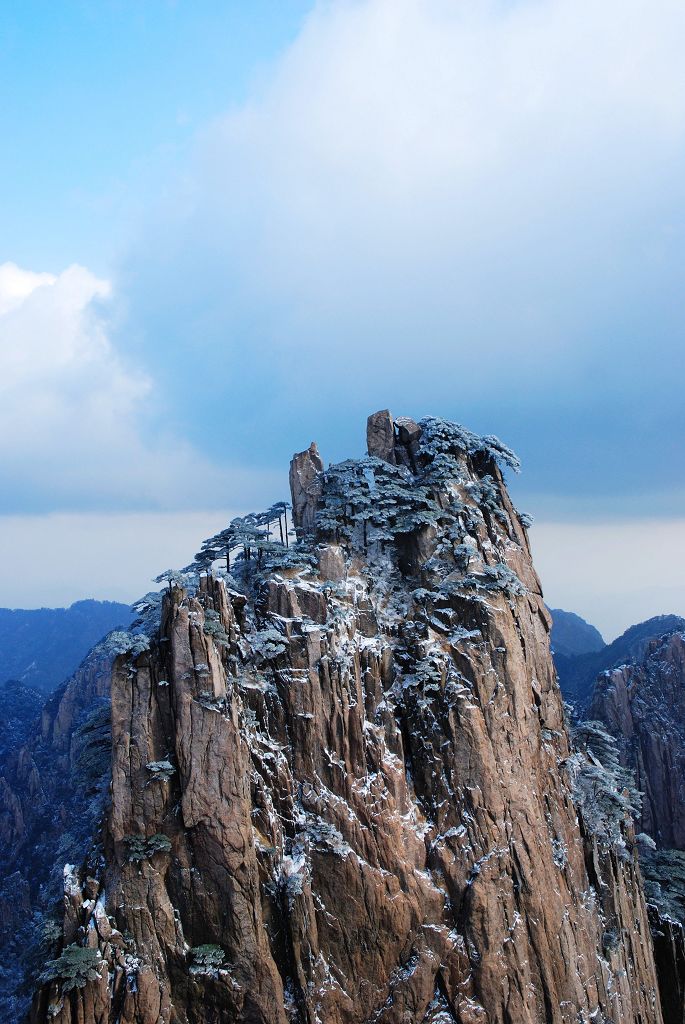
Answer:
39;944;102;992
124;833;172;861
189;944;225;975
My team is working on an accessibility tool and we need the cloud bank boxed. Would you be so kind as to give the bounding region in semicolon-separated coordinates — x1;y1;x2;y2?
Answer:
4;0;684;629
118;0;685;515
0;262;278;513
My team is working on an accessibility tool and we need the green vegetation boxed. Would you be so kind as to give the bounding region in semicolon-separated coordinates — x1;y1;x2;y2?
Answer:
39;944;102;992
189;944;226;975
124;833;172;861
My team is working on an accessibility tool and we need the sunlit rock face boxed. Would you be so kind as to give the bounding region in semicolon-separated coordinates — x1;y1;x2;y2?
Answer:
30;413;665;1024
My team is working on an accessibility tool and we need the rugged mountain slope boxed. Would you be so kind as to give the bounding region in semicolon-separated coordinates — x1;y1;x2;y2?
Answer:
549;608;604;659
0;633;136;1019
587;630;685;1022
30;412;665;1024
590;631;685;849
0;599;133;693
555;614;685;709
0;677;44;765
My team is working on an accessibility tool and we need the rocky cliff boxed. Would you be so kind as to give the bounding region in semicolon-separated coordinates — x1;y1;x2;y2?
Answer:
0;632;140;1018
588;630;685;1022
556;615;685;711
590;631;685;850
29;412;667;1024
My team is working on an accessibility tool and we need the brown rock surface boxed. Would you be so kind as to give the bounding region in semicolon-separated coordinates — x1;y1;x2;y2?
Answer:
289;442;324;536
31;414;668;1024
366;409;396;463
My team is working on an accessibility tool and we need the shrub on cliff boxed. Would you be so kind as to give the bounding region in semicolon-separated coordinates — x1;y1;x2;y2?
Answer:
124;833;172;861
568;720;642;847
418;417;521;475
39;944;102;992
189;944;225;975
145;759;176;782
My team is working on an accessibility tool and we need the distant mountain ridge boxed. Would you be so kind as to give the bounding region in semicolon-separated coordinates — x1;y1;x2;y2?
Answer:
552;611;685;708
0;599;134;693
549;607;605;657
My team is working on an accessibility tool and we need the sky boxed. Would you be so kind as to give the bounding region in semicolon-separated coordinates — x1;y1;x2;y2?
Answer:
1;0;684;639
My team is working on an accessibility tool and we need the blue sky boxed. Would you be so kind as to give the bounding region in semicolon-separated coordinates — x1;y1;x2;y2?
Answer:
0;0;684;638
0;1;311;272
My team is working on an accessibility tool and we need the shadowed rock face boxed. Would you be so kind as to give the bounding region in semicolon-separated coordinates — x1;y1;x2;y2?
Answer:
556;615;685;710
591;631;685;850
30;414;665;1024
0;642;116;1018
588;631;685;1023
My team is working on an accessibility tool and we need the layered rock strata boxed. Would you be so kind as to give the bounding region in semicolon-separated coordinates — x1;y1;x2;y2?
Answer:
31;413;666;1024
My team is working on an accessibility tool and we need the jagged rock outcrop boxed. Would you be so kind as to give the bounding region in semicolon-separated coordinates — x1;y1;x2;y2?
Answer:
366;409;396;463
30;413;667;1024
289;442;324;536
366;410;422;472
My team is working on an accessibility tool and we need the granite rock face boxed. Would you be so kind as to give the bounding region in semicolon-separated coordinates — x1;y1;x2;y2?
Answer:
30;414;666;1024
591;631;685;850
366;409;396;463
289;442;324;536
366;410;423;472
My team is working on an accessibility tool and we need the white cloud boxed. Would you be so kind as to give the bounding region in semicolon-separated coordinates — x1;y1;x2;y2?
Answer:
0;261;280;511
119;0;685;516
187;0;685;355
0;263;56;316
5;0;685;620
